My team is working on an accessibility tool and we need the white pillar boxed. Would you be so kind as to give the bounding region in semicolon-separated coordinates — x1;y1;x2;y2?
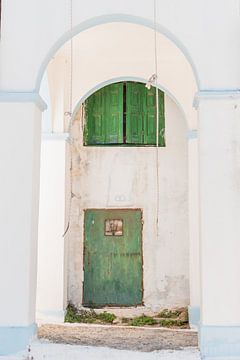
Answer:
0;100;42;355
36;133;68;323
188;130;200;329
198;92;240;359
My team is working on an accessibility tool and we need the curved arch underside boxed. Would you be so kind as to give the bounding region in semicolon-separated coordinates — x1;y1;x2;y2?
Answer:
42;22;198;130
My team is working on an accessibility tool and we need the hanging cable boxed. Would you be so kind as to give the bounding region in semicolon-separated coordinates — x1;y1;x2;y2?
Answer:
154;0;160;241
146;0;160;241
63;0;73;237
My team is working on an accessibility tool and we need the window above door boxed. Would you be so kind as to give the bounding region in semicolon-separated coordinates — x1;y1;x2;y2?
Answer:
83;81;165;147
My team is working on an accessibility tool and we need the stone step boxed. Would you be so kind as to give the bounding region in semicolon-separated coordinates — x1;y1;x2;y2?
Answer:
38;324;198;352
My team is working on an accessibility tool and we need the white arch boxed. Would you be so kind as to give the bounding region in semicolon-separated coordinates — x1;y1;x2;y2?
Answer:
70;76;189;129
35;14;200;92
44;21;198;132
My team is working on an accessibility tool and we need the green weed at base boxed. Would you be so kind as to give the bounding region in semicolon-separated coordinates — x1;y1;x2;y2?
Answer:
64;303;116;324
128;315;157;326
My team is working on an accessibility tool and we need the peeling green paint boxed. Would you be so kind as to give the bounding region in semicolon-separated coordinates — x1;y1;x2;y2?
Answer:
83;209;143;307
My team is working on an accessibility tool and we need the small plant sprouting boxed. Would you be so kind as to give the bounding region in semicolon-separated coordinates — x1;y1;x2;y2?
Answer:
158;309;181;319
65;302;116;324
64;303;189;328
129;315;157;327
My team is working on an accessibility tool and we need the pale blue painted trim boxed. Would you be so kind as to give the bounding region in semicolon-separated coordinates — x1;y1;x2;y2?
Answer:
194;89;240;109
187;130;198;140
70;76;188;127
42;132;69;141
203;357;240;360
199;325;240;359
0;92;47;112
0;323;36;355
34;14;200;91
188;306;200;329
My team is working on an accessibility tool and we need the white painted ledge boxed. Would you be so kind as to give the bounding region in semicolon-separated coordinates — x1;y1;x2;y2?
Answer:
0;92;47;111
187;129;198;140
194;89;240;109
42;132;69;141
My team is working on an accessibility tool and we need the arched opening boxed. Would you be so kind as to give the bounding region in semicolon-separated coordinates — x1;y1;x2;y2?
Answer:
35;14;200;93
83;81;165;147
36;21;199;325
65;81;188;311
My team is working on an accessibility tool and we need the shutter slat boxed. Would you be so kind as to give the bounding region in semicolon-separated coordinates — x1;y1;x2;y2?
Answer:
143;86;156;145
84;88;105;145
143;87;165;146
104;83;123;144
85;83;123;145
126;82;144;144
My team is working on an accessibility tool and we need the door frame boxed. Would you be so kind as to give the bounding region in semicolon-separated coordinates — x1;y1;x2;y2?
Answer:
82;208;144;307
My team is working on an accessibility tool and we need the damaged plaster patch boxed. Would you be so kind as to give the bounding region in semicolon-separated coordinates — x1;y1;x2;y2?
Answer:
156;276;189;306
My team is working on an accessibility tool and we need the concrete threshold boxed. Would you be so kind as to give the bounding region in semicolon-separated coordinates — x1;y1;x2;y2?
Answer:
38;323;198;352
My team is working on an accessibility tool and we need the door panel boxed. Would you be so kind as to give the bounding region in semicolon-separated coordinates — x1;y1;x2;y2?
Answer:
83;209;143;307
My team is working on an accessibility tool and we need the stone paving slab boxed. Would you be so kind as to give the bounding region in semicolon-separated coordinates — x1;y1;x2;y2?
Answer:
38;323;198;352
0;340;201;360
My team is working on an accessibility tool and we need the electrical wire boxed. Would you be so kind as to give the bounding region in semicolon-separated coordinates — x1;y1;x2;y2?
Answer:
63;0;73;237
63;0;160;242
154;0;160;241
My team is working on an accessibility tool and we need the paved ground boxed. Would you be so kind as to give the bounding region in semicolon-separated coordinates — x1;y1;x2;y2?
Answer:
0;341;201;360
38;323;198;352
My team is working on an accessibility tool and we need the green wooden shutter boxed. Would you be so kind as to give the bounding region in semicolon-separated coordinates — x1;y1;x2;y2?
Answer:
85;81;165;146
143;87;165;146
158;90;165;147
143;86;156;145
84;88;105;145
126;82;144;144
85;83;123;145
104;83;123;144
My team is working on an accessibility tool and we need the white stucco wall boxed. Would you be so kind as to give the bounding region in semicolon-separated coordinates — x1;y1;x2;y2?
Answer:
0;0;239;91
36;137;68;322
0;103;41;326
67;94;189;310
1;0;240;356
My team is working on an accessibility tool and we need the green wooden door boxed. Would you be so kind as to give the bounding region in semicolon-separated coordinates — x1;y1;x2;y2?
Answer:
83;209;143;307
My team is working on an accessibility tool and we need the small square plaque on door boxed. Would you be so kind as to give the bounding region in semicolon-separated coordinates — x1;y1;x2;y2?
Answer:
105;219;123;236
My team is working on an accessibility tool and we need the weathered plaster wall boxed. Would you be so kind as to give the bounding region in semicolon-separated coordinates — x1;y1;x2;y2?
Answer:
67;94;189;310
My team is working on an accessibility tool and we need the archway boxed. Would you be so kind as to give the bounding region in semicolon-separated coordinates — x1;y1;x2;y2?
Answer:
35;14;200;93
36;21;199;324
